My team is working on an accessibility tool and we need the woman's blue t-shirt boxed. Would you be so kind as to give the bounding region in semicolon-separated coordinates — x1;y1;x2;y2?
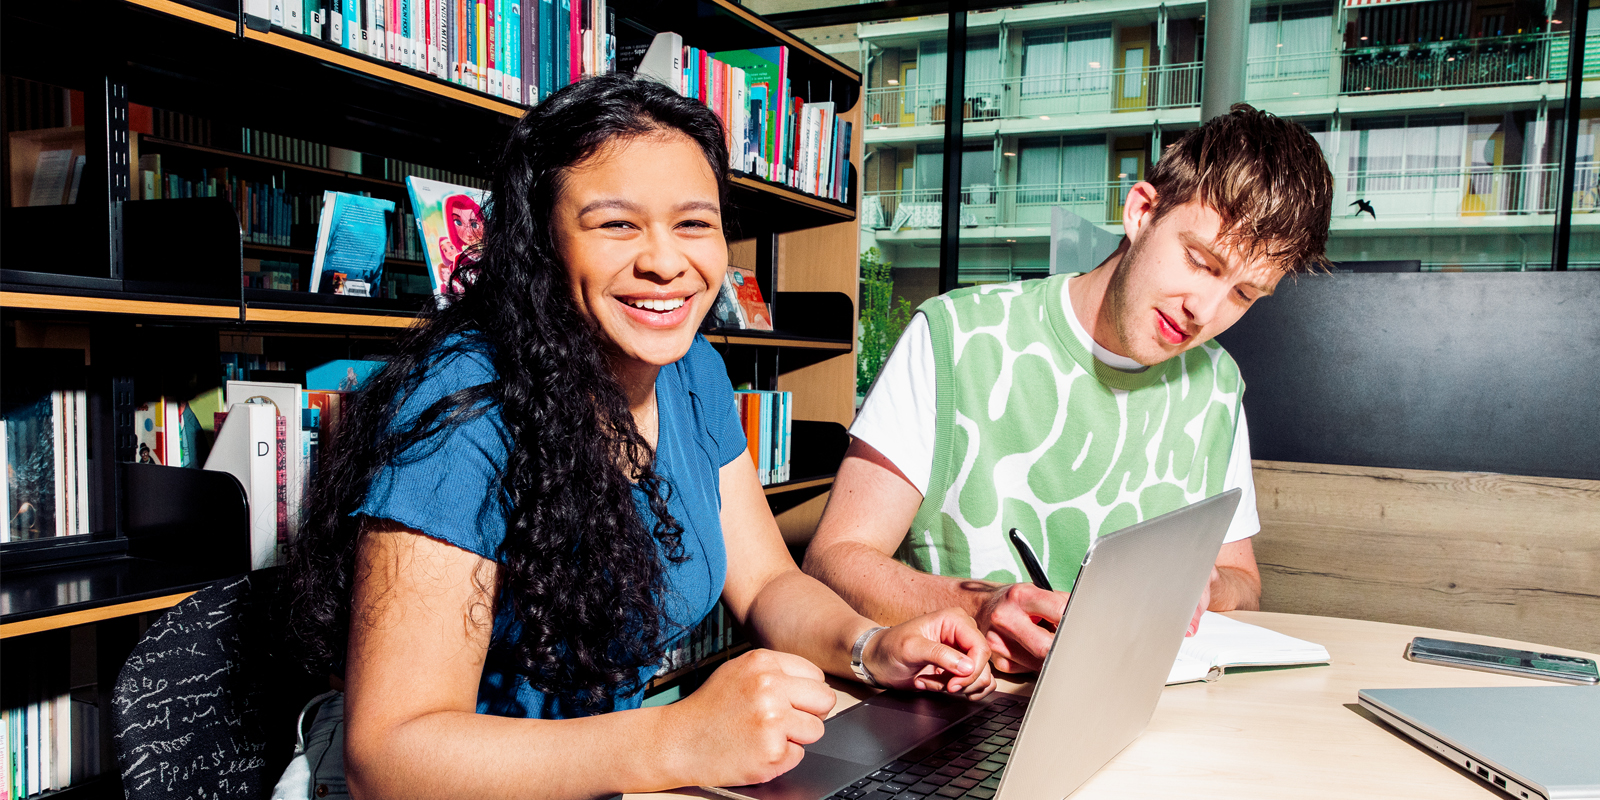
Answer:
355;335;747;717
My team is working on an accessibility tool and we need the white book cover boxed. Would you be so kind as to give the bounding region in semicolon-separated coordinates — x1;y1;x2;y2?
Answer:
800;105;819;198
285;0;303;33
1166;612;1331;685
54;691;70;791
204;403;278;569
59;391;74;539
245;0;272;24
814;102;835;197
226;381;303;551
1;418;10;543
271;0;285;26
51;391;67;537
29;698;41;796
73;390;89;536
635;31;683;92
731;67;747;172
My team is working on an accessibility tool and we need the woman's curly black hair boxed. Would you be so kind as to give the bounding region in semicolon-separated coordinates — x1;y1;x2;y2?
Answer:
286;74;731;715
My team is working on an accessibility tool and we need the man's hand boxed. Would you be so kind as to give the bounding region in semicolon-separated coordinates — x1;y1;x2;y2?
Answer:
865;608;995;698
1187;567;1217;637
973;583;1071;673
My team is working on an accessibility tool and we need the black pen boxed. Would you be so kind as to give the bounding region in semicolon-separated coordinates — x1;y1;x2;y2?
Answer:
1008;528;1052;591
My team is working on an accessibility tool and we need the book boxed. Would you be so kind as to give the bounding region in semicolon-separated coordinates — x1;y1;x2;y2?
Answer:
226;380;304;561
310;191;395;297
1165;612;1331;685
307;359;384;391
27;149;75;207
203;403;278;569
726;263;772;331
404;176;489;297
636;31;682;89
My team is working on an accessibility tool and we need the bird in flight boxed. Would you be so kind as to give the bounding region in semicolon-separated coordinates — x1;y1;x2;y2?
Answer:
1351;199;1376;219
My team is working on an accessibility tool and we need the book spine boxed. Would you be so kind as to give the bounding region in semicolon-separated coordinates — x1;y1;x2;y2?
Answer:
522;0;536;102
539;0;554;98
487;0;499;97
476;0;487;90
50;392;66;537
343;0;357;48
436;0;449;77
509;1;521;100
567;0;578;82
555;0;569;90
275;413;288;565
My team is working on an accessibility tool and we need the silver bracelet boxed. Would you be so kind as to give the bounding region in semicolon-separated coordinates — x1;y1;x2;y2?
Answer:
851;626;889;687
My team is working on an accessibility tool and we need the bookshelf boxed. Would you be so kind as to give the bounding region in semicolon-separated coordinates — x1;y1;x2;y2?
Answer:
2;0;859;794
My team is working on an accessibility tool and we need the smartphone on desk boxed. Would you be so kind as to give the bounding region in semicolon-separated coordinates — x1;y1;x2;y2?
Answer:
1404;637;1599;684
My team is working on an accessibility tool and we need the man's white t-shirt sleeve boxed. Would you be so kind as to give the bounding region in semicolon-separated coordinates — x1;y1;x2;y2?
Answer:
849;312;1260;542
851;313;938;495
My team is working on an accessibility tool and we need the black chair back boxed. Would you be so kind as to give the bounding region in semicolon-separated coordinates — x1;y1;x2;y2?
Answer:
112;571;320;799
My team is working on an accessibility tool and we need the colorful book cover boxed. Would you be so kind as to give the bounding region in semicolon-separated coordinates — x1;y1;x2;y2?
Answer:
711;47;785;181
309;190;395;297
3;394;57;541
728;264;773;331
132;401;167;465
709;273;743;330
307;359;384;390
405;176;489;297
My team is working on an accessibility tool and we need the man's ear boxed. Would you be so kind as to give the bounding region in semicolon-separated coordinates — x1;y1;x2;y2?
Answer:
1122;181;1159;244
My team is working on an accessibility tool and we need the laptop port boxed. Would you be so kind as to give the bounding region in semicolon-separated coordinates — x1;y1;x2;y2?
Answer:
1477;767;1490;778
1494;776;1507;789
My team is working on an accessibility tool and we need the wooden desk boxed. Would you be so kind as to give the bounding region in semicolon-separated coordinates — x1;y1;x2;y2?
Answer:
632;613;1599;800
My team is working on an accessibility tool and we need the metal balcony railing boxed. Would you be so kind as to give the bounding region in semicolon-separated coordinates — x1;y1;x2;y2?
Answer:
862;32;1600;130
1247;32;1599;100
862;62;1203;129
860;162;1598;231
1342;32;1568;95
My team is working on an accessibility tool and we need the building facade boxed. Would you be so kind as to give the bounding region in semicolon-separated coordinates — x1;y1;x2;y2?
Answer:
851;0;1599;285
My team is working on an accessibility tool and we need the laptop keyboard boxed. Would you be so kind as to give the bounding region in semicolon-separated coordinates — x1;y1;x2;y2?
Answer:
826;694;1029;800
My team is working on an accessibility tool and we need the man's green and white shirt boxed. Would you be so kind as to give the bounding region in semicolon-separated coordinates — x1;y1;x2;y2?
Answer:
851;274;1258;589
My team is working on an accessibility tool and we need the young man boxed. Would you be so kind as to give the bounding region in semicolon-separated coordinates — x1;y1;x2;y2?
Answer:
804;105;1334;673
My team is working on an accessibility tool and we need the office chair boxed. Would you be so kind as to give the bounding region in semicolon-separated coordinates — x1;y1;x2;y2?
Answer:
112;570;322;799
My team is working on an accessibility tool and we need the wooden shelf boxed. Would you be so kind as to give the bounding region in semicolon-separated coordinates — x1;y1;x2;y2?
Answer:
124;0;528;117
1;290;240;320
243;306;419;328
731;173;855;219
0;591;196;639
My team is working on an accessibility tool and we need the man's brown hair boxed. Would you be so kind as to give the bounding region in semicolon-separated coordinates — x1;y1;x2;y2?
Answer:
1146;103;1333;273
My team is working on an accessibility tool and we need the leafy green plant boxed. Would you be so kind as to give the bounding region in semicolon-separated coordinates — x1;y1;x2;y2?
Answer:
857;247;914;397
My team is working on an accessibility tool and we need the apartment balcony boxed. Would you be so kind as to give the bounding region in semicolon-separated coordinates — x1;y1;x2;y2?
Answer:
1249;31;1597;104
862;32;1597;145
862;163;1599;240
862;62;1203;140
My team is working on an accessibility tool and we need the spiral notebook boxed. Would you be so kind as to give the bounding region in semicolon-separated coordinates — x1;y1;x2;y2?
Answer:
1166;612;1331;685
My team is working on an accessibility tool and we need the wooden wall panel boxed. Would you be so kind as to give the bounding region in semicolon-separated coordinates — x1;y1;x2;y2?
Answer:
1252;460;1600;653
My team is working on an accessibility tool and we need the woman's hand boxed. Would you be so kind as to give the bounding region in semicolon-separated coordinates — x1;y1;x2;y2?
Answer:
656;648;837;788
865;608;995;698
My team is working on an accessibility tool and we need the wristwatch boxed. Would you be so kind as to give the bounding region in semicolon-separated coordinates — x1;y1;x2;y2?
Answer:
851;626;889;687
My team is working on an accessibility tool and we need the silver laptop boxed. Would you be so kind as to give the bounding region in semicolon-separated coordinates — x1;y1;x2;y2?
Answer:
1358;686;1600;800
711;489;1241;800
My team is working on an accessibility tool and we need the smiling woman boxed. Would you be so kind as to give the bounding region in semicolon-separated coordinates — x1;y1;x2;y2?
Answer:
280;74;998;800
